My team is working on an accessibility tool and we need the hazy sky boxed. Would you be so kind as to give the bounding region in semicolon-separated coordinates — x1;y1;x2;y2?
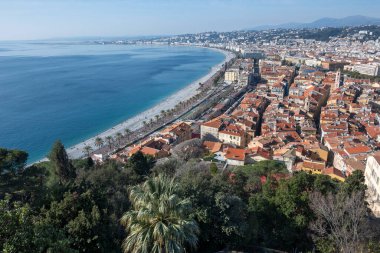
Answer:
0;0;379;40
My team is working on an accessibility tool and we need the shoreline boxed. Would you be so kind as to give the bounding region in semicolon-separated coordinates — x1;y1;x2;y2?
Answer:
46;47;234;161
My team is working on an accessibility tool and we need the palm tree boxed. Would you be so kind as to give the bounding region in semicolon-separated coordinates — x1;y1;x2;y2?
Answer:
155;114;160;122
94;137;104;149
121;176;199;253
116;132;123;146
105;136;113;150
83;145;93;157
160;109;166;118
124;128;132;140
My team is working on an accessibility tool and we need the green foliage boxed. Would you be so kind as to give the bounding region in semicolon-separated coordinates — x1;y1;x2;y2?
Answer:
72;157;94;171
0;145;376;253
40;189;115;252
0;199;36;253
0;199;76;253
128;151;155;176
210;162;218;175
237;160;288;177
0;148;28;174
342;170;367;196
247;172;341;251
121;175;199;253
48;140;76;184
176;167;248;251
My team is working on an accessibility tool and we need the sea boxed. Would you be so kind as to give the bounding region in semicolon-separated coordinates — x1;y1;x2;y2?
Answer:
0;41;225;163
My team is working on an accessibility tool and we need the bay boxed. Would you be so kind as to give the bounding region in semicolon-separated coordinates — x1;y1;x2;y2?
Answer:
0;42;225;163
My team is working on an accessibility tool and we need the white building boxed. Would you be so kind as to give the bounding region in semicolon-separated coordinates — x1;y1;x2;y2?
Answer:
365;153;380;217
352;64;380;76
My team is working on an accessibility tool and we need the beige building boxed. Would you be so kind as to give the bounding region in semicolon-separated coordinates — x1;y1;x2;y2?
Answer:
365;153;380;217
218;124;246;147
200;118;223;140
224;70;239;83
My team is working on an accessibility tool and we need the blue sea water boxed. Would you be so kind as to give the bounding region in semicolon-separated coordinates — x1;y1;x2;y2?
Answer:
0;41;225;163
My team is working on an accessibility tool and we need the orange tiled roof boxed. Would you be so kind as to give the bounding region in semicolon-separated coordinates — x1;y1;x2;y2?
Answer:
303;161;325;171
224;148;246;161
219;124;245;137
323;167;345;179
202;118;224;129
344;146;371;155
203;141;222;153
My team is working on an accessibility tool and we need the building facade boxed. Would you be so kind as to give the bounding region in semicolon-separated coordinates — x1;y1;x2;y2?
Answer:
352;64;380;77
365;154;380;217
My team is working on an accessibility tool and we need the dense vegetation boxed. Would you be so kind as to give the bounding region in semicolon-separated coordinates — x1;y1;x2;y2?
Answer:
1;142;379;253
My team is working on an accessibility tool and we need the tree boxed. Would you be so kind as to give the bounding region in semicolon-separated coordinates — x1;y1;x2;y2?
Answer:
124;128;132;140
128;151;154;176
210;163;218;175
105;136;113;150
0;199;75;253
94;137;104;149
176;166;248;251
116;132;123;147
342;170;367;196
40;190;115;252
160;109;166;118
309;191;368;253
82;145;93;157
121;176;199;253
48;140;76;184
0;199;36;253
0;148;28;174
0;164;49;206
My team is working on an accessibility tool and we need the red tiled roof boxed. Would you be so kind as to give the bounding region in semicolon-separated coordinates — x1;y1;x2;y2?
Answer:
140;146;160;156
202;118;224;129
366;125;380;139
323;167;345;179
344;146;371;155
203;141;222;153
219;124;245;137
303;161;325;171
224;148;246;161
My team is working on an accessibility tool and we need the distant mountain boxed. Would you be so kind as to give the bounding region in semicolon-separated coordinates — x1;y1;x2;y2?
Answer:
250;15;380;30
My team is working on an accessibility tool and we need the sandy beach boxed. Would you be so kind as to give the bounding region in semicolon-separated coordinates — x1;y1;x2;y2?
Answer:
61;47;234;159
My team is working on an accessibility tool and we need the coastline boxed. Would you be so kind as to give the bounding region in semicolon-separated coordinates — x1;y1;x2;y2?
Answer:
59;47;234;160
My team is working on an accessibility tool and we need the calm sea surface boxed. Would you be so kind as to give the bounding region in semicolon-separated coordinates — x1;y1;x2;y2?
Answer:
0;41;225;163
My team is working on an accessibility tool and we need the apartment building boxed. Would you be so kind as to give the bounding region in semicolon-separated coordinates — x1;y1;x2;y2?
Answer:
365;152;380;217
352;64;380;77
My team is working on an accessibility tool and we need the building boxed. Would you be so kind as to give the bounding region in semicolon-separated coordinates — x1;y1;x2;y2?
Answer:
160;121;192;144
224;147;246;166
200;118;224;140
321;61;348;71
352;64;380;77
365;152;380;217
218;124;246;147
224;70;239;83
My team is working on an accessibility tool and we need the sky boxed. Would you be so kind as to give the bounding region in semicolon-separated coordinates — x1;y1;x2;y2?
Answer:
0;0;379;40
